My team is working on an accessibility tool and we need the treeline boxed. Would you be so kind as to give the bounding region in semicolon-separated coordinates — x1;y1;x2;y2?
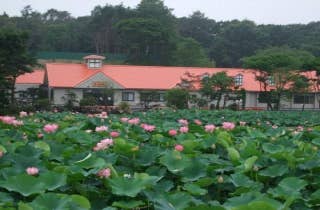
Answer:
1;0;320;67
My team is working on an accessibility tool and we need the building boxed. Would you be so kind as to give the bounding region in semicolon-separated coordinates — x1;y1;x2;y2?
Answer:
15;55;320;110
15;70;45;103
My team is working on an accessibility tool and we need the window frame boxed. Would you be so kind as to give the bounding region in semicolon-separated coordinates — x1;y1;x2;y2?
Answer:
234;74;243;86
293;94;315;104
267;76;275;86
122;91;135;102
88;59;102;68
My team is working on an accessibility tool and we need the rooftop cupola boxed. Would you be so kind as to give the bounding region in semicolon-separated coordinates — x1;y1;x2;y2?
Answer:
83;55;105;69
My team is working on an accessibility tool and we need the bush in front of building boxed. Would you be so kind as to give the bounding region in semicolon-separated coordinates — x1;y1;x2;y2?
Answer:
79;96;97;106
165;88;189;109
118;102;131;114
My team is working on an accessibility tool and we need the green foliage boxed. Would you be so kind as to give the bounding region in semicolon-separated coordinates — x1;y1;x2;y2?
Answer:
2;3;320;67
173;37;213;67
165;88;189;109
117;101;131;113
0;29;36;111
116;17;176;65
79;96;97;106
0;110;320;208
242;47;314;110
200;71;235;109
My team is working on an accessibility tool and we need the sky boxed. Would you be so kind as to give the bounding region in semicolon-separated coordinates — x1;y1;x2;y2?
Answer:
1;0;320;25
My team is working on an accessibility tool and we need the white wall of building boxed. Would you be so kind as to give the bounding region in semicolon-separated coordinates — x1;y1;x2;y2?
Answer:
15;84;41;98
245;92;320;110
49;87;320;110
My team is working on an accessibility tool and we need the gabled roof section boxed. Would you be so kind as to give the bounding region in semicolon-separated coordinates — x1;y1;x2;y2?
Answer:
75;71;124;89
46;63;92;87
16;70;45;84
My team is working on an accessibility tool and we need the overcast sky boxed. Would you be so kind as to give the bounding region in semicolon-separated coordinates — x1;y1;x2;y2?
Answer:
1;0;320;25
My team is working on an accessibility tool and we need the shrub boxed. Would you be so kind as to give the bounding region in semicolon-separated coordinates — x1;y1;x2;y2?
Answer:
79;96;97;106
165;88;189;109
118;102;131;113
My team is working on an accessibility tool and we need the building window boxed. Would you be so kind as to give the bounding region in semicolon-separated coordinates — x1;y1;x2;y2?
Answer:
122;92;135;101
293;94;315;104
267;76;275;86
201;73;210;80
234;74;243;86
258;92;277;104
159;93;165;102
88;59;102;68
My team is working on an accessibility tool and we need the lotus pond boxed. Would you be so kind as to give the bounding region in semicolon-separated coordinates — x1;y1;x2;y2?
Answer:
0;110;320;209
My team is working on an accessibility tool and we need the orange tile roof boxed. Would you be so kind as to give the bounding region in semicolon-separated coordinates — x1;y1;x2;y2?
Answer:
16;70;45;84
45;63;319;92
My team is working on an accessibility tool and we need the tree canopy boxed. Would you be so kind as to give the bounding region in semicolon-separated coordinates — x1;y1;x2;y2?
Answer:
0;29;36;110
242;47;315;110
1;1;320;67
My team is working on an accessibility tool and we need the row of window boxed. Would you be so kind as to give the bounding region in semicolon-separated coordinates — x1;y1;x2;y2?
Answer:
258;93;315;104
233;75;275;86
122;92;165;102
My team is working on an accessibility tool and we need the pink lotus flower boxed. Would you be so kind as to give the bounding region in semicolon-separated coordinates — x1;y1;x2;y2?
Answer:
93;138;113;151
26;167;39;176
168;129;177;136
194;119;202;125
43;124;59;133
272;125;278;129
222;122;235;130
96;112;108;119
178;119;188;126
175;144;184;152
1;116;15;125
179;126;189;133
296;126;304;132
37;133;43;138
19;111;28;118
128;118;140;125
110;131;120;138
120;117;129;123
97;168;111;178
0;151;4;158
12;120;24;126
205;124;216;133
239;121;246;126
141;124;156;132
95;126;108;132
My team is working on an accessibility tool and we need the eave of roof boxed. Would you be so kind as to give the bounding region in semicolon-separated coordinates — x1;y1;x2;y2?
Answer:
15;70;45;84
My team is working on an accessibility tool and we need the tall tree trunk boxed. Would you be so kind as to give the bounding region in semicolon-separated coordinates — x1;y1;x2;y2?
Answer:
302;94;305;111
223;94;228;109
216;94;222;109
10;77;16;105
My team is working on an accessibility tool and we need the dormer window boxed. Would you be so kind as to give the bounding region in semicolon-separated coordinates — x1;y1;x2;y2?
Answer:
88;59;102;68
234;74;243;86
83;55;105;69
